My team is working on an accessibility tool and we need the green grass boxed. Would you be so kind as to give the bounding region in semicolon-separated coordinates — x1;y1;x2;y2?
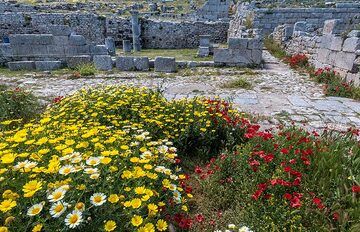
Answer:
0;67;34;77
118;49;213;62
221;77;253;89
264;37;287;59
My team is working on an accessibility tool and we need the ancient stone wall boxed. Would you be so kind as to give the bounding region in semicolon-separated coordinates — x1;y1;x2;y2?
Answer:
140;19;229;49
194;0;231;21
229;3;360;36
272;20;360;86
0;12;228;49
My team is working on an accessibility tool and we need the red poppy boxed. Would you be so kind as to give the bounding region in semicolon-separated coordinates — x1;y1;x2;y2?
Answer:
352;185;360;193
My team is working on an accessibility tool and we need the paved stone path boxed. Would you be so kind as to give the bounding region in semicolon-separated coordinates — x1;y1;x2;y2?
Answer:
0;51;359;131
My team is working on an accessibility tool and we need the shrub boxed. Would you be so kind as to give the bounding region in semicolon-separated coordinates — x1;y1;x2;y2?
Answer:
222;77;252;89
264;37;287;59
285;53;309;69
0;86;247;231
0;85;42;128
191;125;360;231
310;68;360;100
75;63;96;77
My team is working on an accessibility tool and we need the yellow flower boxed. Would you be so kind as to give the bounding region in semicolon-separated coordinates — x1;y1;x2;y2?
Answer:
27;202;44;216
0;199;17;212
0;227;8;232
32;224;43;232
104;220;117;232
23;180;42;197
108;194;119;204
156;219;168;231
131;198;142;209
1;153;16;164
75;202;85;212
131;215;143;227
4;216;15;225
147;203;158;216
135;186;146;194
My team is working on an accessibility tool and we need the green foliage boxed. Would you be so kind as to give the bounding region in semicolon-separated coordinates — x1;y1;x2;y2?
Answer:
221;77;253;89
192;126;360;231
0;85;42;127
75;63;96;76
264;37;287;59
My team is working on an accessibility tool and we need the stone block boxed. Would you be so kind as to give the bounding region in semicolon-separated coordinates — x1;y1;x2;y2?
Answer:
47;45;66;56
9;34;54;45
197;47;210;57
75;45;91;55
53;36;69;46
35;61;62;71
116;56;135;71
134;57;149;71
199;35;211;47
69;35;86;46
154;57;176;73
343;37;360;52
329;36;343;51
319;35;333;49
91;45;108;55
248;38;263;49
39;25;72;36
316;48;331;63
214;48;252;66
93;55;113;71
31;45;49;56
123;40;132;53
0;44;12;57
105;37;116;56
228;38;248;50
348;30;360;38
293;21;307;32
251;49;262;64
66;55;92;69
334;52;356;71
322;19;344;35
8;61;35;71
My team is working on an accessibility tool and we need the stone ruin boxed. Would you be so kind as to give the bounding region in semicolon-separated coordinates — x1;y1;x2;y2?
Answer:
272;19;360;86
0;26;112;71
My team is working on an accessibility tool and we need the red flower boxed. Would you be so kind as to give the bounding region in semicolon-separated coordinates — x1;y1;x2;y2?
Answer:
263;154;274;163
284;193;292;200
194;166;202;174
280;148;289;154
290;197;301;208
352;185;360;193
195;214;205;223
333;212;340;221
312;197;325;209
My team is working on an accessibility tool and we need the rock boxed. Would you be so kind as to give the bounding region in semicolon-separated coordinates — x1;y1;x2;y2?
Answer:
93;55;113;71
228;37;248;49
35;61;62;71
69;35;86;46
116;56;135;71
154;57;176;73
343;37;360;52
105;37;116;56
66;55;92;69
91;45;108;55
348;30;360;38
8;61;36;71
134;57;149;71
197;47;210;57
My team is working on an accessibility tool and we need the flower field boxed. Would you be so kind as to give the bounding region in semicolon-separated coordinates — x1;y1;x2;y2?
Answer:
0;86;359;232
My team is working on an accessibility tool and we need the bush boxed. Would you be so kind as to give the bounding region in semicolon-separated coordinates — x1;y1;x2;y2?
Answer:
310;68;360;100
75;63;96;77
191;125;360;231
0;85;42;128
285;54;309;69
0;86;247;231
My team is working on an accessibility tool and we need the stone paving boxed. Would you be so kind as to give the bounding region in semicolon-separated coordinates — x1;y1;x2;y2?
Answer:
0;51;359;131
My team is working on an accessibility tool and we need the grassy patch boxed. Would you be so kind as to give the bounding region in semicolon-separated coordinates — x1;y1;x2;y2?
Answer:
264;37;287;59
221;77;253;89
118;48;213;62
75;63;96;77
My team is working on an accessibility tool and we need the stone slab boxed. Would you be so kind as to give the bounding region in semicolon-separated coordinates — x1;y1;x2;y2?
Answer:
35;61;62;71
8;61;36;71
66;55;92;69
154;57;176;73
134;57;149;71
93;55;113;71
116;56;135;71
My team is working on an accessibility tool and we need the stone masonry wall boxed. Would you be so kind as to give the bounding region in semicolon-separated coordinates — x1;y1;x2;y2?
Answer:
0;12;228;49
229;3;360;36
272;20;360;86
